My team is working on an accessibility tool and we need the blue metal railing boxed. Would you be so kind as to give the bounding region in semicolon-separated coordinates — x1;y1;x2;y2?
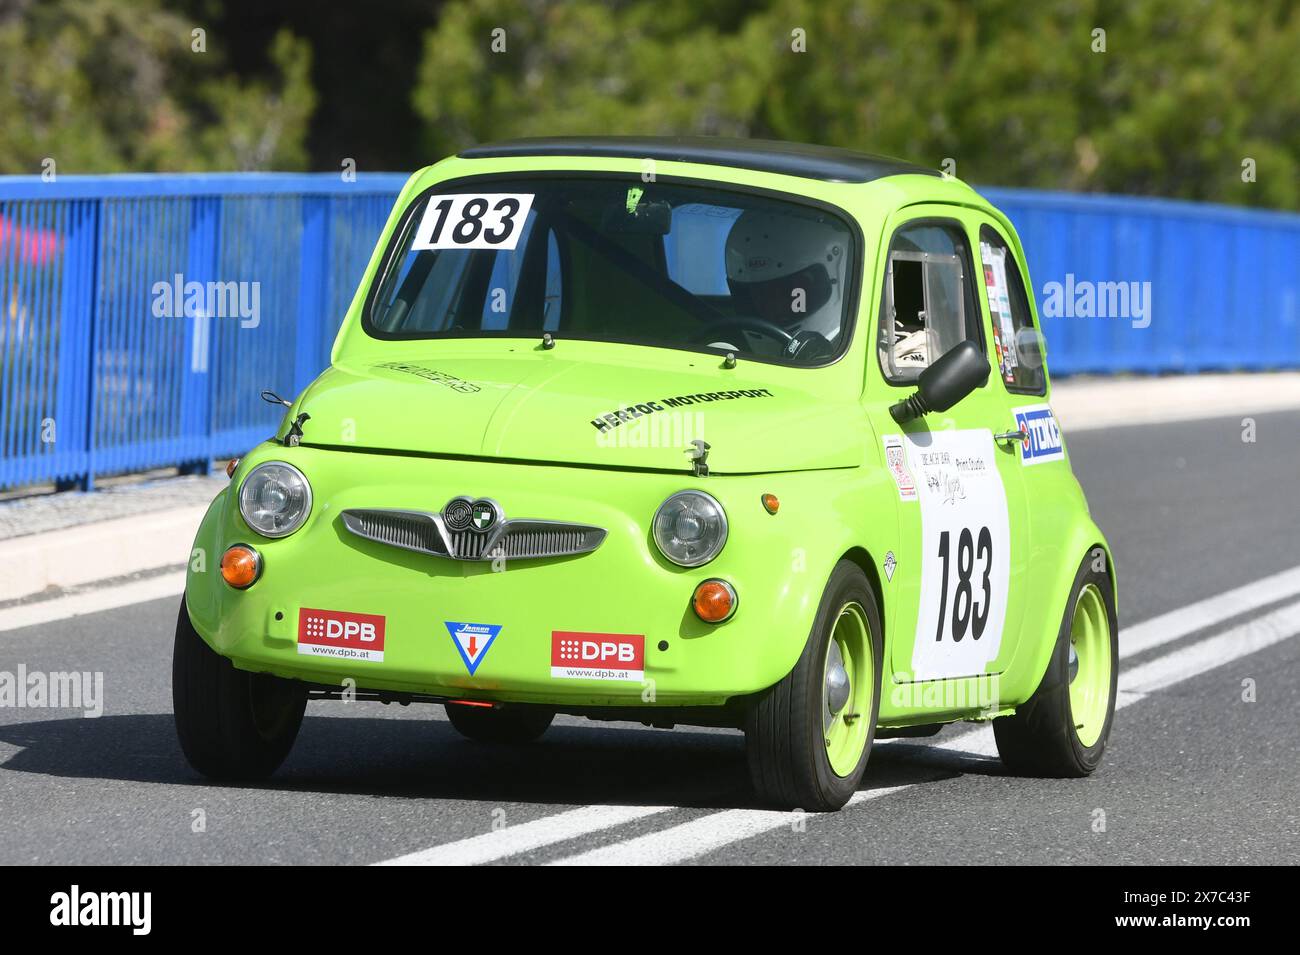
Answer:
2;173;1298;491
0;173;405;490
984;188;1300;376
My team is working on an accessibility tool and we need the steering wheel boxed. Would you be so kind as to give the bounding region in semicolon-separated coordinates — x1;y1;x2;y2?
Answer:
692;316;795;351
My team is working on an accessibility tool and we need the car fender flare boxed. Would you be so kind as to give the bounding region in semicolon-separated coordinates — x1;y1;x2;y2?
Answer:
1008;522;1116;707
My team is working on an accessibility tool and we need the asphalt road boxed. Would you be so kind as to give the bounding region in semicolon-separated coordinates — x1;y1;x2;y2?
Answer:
2;411;1298;865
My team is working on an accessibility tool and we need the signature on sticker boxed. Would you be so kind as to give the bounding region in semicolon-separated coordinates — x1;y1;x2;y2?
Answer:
940;472;966;506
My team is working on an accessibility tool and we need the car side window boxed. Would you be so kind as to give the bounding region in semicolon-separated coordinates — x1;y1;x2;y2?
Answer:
878;221;983;384
978;225;1046;395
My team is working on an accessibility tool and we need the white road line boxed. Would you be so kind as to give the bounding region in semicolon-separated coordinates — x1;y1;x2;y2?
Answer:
549;785;914;867
0;572;185;634
542;596;1300;867
1117;598;1300;704
1121;565;1300;657
375;804;676;866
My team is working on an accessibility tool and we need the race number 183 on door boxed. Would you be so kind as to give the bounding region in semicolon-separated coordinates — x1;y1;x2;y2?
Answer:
411;193;536;251
900;430;1011;681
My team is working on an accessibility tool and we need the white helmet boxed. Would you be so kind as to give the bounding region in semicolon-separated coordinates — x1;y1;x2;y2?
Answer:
724;210;847;341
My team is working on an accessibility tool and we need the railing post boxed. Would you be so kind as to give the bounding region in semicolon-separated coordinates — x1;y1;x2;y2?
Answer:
180;196;220;472
295;195;330;395
57;198;102;491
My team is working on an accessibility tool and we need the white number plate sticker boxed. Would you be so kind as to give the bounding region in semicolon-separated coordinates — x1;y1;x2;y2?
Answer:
411;193;535;251
904;430;1011;681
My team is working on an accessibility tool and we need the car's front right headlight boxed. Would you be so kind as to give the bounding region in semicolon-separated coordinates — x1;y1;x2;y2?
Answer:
238;462;312;538
652;490;728;567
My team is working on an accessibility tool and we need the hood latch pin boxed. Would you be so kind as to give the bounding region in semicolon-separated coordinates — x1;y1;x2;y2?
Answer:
688;439;711;477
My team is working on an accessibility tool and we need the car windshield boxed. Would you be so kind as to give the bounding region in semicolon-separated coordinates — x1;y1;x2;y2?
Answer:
366;177;857;366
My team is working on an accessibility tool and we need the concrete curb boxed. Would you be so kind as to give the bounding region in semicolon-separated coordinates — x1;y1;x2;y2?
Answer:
1052;371;1300;432
0;505;208;603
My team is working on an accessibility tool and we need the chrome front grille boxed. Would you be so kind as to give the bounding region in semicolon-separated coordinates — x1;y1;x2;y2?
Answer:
448;530;487;560
343;509;443;555
341;508;606;562
494;521;605;559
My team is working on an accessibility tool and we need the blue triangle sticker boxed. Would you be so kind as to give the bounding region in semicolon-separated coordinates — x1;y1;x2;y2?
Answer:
444;621;502;676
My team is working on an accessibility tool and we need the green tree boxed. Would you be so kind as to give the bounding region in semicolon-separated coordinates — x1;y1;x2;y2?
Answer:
0;0;315;173
410;0;1300;209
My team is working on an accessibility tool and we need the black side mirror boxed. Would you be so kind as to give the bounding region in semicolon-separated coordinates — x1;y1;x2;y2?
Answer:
889;340;990;424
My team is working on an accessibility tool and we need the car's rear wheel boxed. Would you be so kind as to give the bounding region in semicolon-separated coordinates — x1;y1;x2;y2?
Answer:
744;560;883;811
172;596;307;780
993;553;1118;775
445;703;554;744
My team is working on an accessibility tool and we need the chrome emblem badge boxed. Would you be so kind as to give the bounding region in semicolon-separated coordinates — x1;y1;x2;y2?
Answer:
470;500;499;531
445;496;500;532
443;498;474;531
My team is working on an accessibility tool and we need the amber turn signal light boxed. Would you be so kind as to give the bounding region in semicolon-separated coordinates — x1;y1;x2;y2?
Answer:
761;493;779;514
692;578;738;623
225;457;241;478
220;545;262;589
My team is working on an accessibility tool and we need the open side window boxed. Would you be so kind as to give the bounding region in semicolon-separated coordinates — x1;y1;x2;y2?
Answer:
878;220;984;384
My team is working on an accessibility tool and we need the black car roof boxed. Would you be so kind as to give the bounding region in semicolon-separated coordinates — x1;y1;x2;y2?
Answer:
457;136;940;185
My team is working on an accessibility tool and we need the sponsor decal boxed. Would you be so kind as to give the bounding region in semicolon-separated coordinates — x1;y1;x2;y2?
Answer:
883;550;897;582
445;621;502;675
1012;404;1064;465
373;361;480;393
298;608;386;662
550;631;645;682
883;434;918;501
590;389;774;433
903;430;1011;681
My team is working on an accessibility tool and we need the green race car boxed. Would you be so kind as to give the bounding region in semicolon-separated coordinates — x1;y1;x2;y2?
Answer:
174;137;1119;811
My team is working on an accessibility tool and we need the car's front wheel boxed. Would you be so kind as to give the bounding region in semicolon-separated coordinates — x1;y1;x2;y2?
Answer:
744;560;883;811
445;703;555;744
172;597;307;780
993;552;1118;776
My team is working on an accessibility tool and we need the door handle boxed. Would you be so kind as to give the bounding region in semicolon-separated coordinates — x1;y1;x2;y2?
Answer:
994;429;1028;445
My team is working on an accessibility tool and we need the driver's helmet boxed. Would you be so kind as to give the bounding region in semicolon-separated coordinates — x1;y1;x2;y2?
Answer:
724;210;847;340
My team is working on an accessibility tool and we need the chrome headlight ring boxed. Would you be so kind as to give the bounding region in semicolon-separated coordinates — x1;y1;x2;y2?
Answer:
238;461;313;539
652;490;728;567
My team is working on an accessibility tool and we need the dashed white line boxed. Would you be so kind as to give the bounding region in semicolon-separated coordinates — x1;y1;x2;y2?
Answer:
1117;598;1300;704
1120;565;1300;657
375;803;676;866
548;786;914;866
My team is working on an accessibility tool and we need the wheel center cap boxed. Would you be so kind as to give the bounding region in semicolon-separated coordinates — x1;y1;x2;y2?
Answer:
826;663;850;716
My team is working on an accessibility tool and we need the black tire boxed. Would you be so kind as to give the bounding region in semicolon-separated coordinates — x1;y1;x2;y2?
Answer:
744;560;883;811
172;596;307;780
445;703;554;744
993;552;1118;776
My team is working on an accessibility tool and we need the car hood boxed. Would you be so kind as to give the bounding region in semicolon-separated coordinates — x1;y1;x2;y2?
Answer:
289;351;864;474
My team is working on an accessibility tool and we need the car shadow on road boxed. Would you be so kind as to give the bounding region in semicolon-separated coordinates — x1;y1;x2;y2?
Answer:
0;711;978;809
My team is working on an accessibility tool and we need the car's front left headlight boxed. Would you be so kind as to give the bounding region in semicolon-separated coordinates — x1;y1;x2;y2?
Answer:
238;462;312;538
652;490;728;567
